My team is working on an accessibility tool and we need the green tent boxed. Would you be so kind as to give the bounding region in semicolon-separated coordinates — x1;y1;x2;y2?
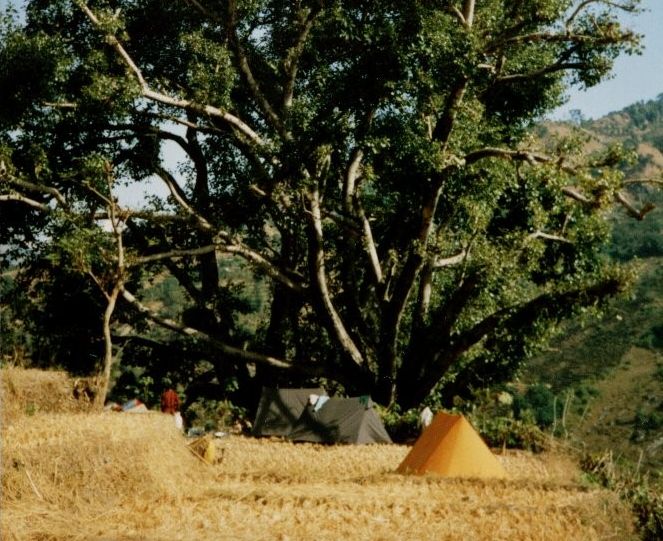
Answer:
252;387;325;438
288;396;392;444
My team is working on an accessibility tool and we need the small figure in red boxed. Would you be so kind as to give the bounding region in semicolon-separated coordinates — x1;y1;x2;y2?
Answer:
160;388;180;415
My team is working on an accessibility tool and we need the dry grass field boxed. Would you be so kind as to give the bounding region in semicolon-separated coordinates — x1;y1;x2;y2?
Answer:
1;368;638;540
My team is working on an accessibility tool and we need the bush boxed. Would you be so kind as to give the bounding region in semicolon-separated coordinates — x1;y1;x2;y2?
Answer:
379;406;421;442
184;398;249;433
513;384;556;428
470;413;549;452
579;450;663;541
631;487;663;541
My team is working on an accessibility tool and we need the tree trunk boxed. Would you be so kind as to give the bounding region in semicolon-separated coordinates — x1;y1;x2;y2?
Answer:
94;284;121;408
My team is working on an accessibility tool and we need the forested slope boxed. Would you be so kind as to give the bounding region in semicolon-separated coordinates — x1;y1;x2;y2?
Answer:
525;95;663;473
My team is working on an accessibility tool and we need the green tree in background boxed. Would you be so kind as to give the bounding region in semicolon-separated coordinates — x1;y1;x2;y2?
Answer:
0;0;652;409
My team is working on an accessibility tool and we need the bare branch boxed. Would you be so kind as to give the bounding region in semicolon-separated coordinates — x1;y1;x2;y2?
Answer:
42;101;78;109
566;0;638;29
227;0;286;137
307;186;366;367
143;89;265;146
77;1;147;88
219;244;306;294
343;148;364;213
129;245;217;266
450;6;466;26
153;166;214;231
120;287;300;371
0;193;51;211
3;176;68;207
526;230;572;243
433;251;467;269
463;0;476;28
464;147;576;173
355;198;383;285
497;61;588;83
623;178;663;186
562;185;592;204
77;1;265;146
615;190;656;220
282;7;321;110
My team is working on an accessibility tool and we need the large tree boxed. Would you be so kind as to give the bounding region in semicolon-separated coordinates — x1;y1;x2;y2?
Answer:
0;0;653;408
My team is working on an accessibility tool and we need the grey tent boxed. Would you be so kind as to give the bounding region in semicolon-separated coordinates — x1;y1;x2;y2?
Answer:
252;387;326;437
288;396;392;444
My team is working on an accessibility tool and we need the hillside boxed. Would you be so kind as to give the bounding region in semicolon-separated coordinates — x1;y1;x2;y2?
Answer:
524;96;663;475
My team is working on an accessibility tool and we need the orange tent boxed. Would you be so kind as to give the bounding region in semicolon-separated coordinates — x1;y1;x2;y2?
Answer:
397;412;507;479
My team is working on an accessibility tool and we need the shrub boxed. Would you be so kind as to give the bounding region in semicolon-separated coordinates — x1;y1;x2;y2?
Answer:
379;406;421;443
579;450;663;541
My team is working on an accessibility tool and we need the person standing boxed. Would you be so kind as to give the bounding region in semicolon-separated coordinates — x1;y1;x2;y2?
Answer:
160;388;183;430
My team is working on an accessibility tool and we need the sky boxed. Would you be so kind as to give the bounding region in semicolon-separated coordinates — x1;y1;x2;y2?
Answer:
553;0;663;120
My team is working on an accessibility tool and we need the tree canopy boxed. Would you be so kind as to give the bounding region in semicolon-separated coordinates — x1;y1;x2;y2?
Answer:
0;0;651;409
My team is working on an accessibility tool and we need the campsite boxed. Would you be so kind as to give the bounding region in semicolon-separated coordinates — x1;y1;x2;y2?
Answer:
1;367;640;540
2;1;663;539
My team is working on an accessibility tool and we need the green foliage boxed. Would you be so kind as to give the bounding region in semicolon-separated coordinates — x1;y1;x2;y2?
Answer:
184;398;249;433
580;451;663;541
378;405;421;443
633;409;663;433
513;384;556;428
451;389;550;452
0;0;646;411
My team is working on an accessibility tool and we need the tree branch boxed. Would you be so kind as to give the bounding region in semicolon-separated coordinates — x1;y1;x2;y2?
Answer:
0;193;51;211
433;250;468;268
120;287;304;371
496;62;589;83
227;0;287;137
614;190;656;220
282;6;321;111
307;186;366;367
153;166;215;231
77;1;265;146
566;0;638;30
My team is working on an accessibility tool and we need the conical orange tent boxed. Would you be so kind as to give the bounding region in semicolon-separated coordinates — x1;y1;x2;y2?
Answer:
397;412;507;479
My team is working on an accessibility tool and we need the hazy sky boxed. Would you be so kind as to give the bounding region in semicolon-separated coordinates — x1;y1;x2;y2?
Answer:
553;0;663;120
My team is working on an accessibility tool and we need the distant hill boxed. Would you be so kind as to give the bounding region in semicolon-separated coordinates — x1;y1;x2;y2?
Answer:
524;96;663;474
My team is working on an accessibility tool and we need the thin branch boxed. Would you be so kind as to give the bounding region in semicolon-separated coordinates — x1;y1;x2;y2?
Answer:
623;178;663;186
3;176;68;207
526;230;572;243
464;147;577;174
282;6;321;110
562;185;592;204
615;190;656;220
218;244;306;294
0;193;50;211
227;0;286;137
153;166;214;231
77;1;265;146
143;89;265;146
129;245;217;266
496;61;589;83
77;1;147;87
433;251;467;269
566;0;638;29
120;287;301;371
450;6;466;26
42;101;78;109
307;186;366;367
355;197;383;285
